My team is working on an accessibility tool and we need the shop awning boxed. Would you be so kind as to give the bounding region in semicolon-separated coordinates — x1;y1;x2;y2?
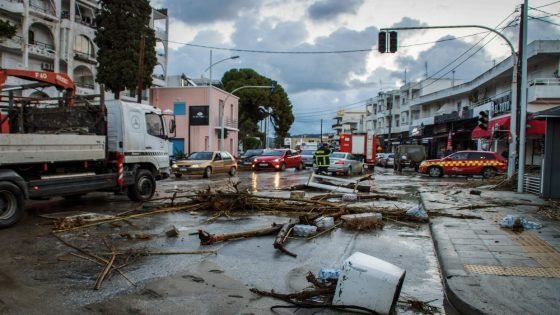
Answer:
471;114;546;139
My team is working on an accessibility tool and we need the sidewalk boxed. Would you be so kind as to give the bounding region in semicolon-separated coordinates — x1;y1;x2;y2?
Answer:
420;188;560;314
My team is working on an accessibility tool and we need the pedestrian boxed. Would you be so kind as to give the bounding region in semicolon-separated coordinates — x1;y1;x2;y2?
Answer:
314;143;331;175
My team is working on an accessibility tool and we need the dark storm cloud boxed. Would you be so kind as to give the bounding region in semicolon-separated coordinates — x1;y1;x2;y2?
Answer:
307;0;364;21
226;15;378;93
393;34;494;83
160;0;262;25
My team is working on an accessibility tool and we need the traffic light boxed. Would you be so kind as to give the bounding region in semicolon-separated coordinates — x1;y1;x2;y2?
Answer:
389;31;398;53
270;80;277;94
478;110;489;130
378;32;387;53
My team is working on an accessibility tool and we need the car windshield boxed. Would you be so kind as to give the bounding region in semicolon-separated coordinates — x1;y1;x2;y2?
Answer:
187;152;213;160
262;150;284;157
301;150;315;155
243;149;262;157
330;153;346;159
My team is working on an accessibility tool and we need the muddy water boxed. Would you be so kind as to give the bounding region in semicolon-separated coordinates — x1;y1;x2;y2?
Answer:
0;167;467;314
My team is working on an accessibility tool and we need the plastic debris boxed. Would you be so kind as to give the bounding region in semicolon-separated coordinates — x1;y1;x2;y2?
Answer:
318;268;340;281
500;215;542;230
333;252;406;315
406;205;428;220
314;216;335;230
292;224;318;237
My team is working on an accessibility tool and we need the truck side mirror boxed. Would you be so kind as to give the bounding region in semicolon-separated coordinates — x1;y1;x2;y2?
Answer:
169;119;176;134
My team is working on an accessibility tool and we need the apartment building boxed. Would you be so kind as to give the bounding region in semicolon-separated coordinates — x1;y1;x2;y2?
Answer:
366;40;560;163
0;0;168;100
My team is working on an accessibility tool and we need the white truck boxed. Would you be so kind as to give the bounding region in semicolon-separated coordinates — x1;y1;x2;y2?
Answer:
0;69;173;228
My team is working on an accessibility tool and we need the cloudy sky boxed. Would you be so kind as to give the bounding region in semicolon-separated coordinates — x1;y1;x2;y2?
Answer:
151;0;560;135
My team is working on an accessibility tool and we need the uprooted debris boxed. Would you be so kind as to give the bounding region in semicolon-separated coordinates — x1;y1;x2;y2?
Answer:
250;269;441;315
54;234;216;290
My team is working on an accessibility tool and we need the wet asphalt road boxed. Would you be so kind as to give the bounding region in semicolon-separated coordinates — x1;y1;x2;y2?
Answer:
0;167;471;314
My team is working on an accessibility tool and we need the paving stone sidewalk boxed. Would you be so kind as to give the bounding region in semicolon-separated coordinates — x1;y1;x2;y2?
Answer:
421;188;560;315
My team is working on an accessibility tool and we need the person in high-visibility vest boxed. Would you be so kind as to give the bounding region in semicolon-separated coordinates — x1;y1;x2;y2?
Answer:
314;143;331;174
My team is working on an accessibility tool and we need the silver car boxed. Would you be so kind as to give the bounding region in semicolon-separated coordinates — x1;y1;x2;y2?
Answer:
300;149;316;167
327;152;366;176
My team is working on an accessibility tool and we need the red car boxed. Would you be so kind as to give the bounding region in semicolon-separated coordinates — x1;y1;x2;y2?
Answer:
252;149;305;171
418;151;507;178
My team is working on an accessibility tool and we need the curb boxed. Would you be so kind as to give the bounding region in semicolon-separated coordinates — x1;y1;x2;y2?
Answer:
420;192;484;315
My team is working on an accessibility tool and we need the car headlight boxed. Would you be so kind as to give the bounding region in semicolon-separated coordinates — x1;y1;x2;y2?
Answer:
171;164;178;169
191;164;199;168
401;155;407;160
273;158;280;162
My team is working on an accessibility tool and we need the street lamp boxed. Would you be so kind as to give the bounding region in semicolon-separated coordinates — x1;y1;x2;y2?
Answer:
204;50;240;151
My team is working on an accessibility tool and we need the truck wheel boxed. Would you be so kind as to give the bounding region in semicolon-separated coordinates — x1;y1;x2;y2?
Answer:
0;182;25;228
127;169;156;201
203;167;212;178
428;166;443;178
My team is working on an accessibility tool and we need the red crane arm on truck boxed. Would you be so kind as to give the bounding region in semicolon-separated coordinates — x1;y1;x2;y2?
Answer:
0;68;76;106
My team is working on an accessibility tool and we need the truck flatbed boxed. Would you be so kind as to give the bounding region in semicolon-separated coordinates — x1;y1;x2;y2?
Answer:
0;134;106;165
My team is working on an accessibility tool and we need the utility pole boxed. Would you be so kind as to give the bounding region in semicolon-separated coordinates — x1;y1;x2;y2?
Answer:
380;24;518;179
517;0;529;192
136;35;145;103
387;94;392;152
320;119;323;144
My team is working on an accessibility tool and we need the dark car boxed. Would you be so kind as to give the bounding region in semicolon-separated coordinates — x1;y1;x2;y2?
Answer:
238;149;265;168
418;151;507;178
252;149;305;171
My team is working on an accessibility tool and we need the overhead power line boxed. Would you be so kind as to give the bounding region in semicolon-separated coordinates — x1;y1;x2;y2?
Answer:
533;0;560;9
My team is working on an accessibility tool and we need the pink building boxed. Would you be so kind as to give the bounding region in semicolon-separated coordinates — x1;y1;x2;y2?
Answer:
150;86;239;157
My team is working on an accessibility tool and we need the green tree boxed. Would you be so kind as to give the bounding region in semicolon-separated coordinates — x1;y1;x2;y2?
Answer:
222;69;294;150
94;0;157;99
0;20;17;40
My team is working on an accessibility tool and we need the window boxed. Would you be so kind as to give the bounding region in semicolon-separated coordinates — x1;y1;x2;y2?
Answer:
450;152;468;160
214;152;222;160
173;102;186;116
146;113;164;138
28;30;35;44
222;152;232;160
468;152;495;160
74;35;94;57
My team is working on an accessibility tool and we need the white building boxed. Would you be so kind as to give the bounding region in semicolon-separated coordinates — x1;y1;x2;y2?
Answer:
0;0;168;101
365;40;560;160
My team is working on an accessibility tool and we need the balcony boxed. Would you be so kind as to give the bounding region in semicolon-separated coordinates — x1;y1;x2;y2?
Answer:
215;118;238;129
0;35;24;50
0;0;24;14
527;78;560;103
29;0;57;20
28;40;55;59
74;51;96;64
332;123;342;129
412;116;434;128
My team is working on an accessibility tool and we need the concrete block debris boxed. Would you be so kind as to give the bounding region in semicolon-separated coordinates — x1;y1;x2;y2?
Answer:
165;225;180;237
341;213;383;230
314;216;334;231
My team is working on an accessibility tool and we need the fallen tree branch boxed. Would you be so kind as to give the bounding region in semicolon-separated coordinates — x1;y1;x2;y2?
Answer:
198;224;282;245
273;219;298;257
94;253;115;290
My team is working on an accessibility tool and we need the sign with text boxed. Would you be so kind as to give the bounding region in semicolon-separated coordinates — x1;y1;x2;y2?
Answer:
492;94;511;117
189;106;209;126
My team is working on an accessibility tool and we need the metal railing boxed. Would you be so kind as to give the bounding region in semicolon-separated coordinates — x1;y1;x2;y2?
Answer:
523;174;541;196
29;0;56;16
528;78;560;86
31;40;54;50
